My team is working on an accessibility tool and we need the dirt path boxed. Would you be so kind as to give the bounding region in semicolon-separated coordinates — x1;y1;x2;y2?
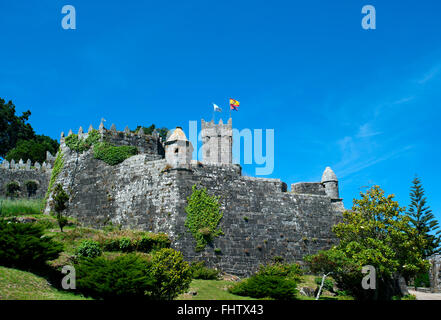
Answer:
408;289;441;300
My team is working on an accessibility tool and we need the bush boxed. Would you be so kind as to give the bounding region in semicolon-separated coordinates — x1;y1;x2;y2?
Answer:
228;262;302;300
136;233;171;252
100;233;170;253
0;220;63;270
93;142;138;166
65;130;101;153
190;261;220;280
75;253;154;299
76;240;102;258
414;272;430;288
149;248;192;299
256;262;303;281
229;275;299;300
24;180;38;197
119;237;133;252
315;277;335;292
5;181;20;198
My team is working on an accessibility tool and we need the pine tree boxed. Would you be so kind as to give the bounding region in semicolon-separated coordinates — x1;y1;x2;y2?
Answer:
407;176;441;257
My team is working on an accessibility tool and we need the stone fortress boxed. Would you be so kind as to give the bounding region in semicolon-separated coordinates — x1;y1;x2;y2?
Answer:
0;152;55;198
2;118;346;276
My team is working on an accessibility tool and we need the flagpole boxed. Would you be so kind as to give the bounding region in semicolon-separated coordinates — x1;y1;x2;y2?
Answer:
229;98;231;121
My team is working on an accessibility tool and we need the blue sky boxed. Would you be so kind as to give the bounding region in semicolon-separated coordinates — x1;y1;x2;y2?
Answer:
0;1;440;223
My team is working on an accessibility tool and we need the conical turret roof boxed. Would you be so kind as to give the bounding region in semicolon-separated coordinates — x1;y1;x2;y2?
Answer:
166;127;188;142
321;167;338;182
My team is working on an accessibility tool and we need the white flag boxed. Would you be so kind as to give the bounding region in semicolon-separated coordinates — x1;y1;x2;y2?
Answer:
213;103;222;112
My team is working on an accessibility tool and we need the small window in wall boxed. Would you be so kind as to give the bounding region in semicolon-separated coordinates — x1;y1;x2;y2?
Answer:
174;148;179;154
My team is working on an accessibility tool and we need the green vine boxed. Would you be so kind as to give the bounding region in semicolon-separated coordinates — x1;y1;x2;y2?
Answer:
93;142;138;166
64;129;137;166
185;185;223;251
44;150;64;205
65;129;101;153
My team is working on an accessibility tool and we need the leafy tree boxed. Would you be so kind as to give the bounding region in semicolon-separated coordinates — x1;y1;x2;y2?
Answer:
51;184;69;232
305;186;429;300
406;176;441;257
5;134;59;164
0;98;35;157
134;124;168;141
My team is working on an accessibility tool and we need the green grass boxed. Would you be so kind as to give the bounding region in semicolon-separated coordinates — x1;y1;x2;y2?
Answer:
177;279;256;300
0;266;89;300
0;198;44;216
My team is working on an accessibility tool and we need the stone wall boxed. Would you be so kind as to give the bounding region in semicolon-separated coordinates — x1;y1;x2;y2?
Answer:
429;255;441;292
48;146;344;276
0;167;51;198
101;128;164;160
291;182;326;196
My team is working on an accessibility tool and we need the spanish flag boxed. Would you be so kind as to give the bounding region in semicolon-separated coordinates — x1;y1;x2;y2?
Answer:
230;98;240;111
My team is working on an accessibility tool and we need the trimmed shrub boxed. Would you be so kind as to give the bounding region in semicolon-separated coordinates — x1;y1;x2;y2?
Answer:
228;262;302;300
76;240;102;258
0;220;63;270
229;275;299;300
149;248;192;300
75;253;154;299
190;261;220;280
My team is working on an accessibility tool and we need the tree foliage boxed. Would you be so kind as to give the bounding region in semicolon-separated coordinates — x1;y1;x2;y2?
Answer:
5;134;59;164
51;184;69;232
406;176;441;257
305;185;429;300
134;124;168;141
0;220;63;271
0;98;35;157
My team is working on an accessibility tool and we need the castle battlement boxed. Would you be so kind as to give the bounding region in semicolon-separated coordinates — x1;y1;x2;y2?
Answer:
60;122;165;160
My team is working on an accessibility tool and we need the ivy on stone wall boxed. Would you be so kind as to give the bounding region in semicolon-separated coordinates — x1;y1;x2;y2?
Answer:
64;130;137;166
93;142;138;166
185;185;223;251
44;150;64;204
64;129;101;153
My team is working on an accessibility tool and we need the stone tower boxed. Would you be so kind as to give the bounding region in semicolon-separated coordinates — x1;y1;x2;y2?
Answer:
201;118;232;164
321;166;339;200
165;127;193;168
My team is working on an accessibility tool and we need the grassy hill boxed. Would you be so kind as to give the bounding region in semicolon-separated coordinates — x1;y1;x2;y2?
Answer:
0;266;88;300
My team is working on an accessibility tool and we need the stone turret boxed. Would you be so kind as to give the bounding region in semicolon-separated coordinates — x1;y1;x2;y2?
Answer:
201;118;232;164
165;127;193;168
321;166;339;200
